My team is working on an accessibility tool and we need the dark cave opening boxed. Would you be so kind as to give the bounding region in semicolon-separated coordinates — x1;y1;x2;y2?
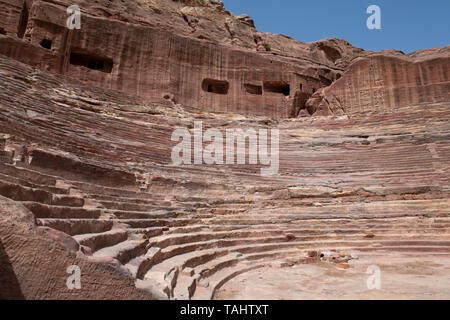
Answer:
244;83;263;95
263;81;290;96
39;39;52;50
70;51;113;73
17;1;29;39
202;79;229;95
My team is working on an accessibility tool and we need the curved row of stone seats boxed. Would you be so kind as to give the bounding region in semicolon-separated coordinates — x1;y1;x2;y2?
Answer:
0;162;219;271
122;211;450;299
20;163;447;301
93;239;150;265
0;150;13;164
193;238;450;301
1;52;449;300
1;103;447;200
1;63;448;184
139;231;450;299
0;162;60;190
37;219;115;236
0;152;189;242
195;248;450;300
1;148;449;300
0;173;70;196
1;110;449;296
73;230;130;253
0;164;101;220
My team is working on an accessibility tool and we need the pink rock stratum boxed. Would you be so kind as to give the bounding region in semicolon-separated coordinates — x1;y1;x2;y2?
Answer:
0;0;449;300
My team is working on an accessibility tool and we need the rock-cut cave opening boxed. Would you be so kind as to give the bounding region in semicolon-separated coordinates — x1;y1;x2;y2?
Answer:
17;1;29;39
244;83;263;95
39;39;52;50
69;51;113;73
263;81;290;96
202;79;229;95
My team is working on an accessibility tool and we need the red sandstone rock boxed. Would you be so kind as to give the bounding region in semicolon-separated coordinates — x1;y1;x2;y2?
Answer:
0;195;159;299
307;250;318;258
336;263;350;270
0;0;367;119
305;49;450;118
285;233;296;241
0;0;448;301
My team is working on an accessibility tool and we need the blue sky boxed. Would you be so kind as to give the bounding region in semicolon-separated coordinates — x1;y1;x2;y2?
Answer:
222;0;450;53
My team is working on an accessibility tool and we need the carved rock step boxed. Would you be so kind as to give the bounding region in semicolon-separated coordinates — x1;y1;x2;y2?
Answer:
234;240;450;255
87;192;168;203
22;202;102;219
135;279;170;300
187;249;307;300
140;236;450;286
37;218;114;236
105;209;179;220
147;228;450;252
0;165;140;201
74;229;129;252
164;222;450;236
132;227;450;284
118;218;198;228
201;212;449;225
117;215;450;233
196;249;303;280
233;201;450;216
99;200;174;212
129;225;167;236
0;179;82;206
194;264;267;300
70;181;169;199
0;171;68;195
0;163;58;186
177;236;450;269
0;180;53;204
93;239;149;265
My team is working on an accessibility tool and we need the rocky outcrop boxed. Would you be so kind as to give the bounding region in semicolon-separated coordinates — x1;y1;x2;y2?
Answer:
0;54;448;299
304;48;450;117
0;0;449;300
3;1;446;120
0;195;162;299
0;0;366;118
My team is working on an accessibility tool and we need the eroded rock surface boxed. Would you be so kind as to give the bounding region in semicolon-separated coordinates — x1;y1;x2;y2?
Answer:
305;49;450;117
0;0;449;300
0;0;368;118
0;196;160;299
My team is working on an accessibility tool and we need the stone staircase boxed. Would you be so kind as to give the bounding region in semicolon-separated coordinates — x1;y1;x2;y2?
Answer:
0;158;449;300
0;56;449;299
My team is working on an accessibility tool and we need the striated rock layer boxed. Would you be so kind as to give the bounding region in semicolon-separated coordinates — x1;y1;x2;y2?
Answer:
0;0;365;118
0;0;449;300
305;50;449;117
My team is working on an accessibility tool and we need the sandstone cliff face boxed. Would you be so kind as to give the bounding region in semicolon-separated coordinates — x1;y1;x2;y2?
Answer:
0;0;449;300
0;54;449;299
0;196;161;299
4;1;446;120
305;48;450;117
0;0;366;119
